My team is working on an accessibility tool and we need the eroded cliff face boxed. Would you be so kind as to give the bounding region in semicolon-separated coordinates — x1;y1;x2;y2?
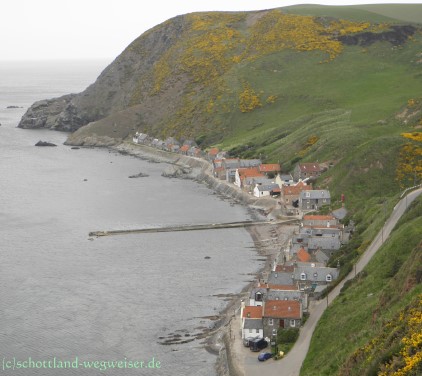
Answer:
18;14;188;136
18;7;420;147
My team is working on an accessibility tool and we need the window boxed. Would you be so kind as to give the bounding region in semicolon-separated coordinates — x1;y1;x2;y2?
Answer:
305;192;310;198
268;318;274;326
290;320;296;327
300;272;307;280
313;272;318;279
272;329;278;336
326;274;332;282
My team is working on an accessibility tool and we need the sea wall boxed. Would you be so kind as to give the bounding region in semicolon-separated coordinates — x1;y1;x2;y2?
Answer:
112;142;279;214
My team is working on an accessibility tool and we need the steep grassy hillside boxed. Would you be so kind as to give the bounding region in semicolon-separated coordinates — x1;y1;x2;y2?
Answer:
301;196;422;376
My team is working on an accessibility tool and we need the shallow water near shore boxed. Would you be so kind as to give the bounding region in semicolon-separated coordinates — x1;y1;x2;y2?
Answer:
0;61;263;375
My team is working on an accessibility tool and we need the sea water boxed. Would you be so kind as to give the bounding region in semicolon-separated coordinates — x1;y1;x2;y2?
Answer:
0;60;263;375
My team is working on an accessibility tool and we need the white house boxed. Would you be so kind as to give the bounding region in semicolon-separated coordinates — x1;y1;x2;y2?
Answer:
241;305;264;339
253;183;280;198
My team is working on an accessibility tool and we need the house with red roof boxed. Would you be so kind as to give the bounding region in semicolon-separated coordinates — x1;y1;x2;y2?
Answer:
259;163;281;177
297;247;311;262
207;147;219;161
241;305;264;340
293;162;325;182
302;215;338;228
179;144;190;155
282;181;313;205
234;167;264;188
263;300;302;337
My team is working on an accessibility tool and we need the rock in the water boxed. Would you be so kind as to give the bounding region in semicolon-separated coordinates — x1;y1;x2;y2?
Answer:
35;140;57;147
128;172;149;178
7;105;23;109
71;146;80;149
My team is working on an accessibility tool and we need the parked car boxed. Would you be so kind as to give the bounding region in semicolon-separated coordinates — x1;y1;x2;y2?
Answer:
258;352;273;361
243;336;257;347
250;337;268;352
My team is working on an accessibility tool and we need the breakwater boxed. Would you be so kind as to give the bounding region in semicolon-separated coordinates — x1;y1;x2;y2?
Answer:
89;219;298;237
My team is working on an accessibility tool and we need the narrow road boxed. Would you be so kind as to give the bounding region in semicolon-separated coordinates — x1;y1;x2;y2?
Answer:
242;187;422;376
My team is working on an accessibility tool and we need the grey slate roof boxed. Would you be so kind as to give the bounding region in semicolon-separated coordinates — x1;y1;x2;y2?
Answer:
244;177;267;186
239;159;261;167
267;290;302;301
332;207;348;220
244;319;264;330
308;237;341;251
256;183;280;192
267;271;294;285
299;190;331;200
293;266;339;282
315;250;330;264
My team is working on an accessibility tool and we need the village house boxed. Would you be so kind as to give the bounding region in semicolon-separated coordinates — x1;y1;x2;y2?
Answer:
243;319;264;341
263;300;302;337
282;181;313;205
240;159;262;168
207;147;219;161
293;162;324;182
253;183;280;198
267;289;308;312
249;278;297;306
213;158;262;182
234;167;264;188
302;215;338;228
187;146;202;158
241;305;263;340
244;176;271;187
293;265;339;291
299;190;331;210
291;233;309;248
258;163;281;178
308;236;341;253
267;270;295;286
220;158;240;182
179;144;190;155
132;132;149;144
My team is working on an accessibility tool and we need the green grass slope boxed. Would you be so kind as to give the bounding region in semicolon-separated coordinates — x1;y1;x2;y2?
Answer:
301;196;422;376
354;4;422;25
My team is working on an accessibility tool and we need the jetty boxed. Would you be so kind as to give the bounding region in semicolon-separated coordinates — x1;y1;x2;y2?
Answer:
89;218;299;237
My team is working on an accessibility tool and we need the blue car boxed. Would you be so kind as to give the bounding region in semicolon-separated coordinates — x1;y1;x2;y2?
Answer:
258;352;273;361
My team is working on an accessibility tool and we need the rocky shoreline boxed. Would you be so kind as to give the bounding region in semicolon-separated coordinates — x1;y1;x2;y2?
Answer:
110;141;296;376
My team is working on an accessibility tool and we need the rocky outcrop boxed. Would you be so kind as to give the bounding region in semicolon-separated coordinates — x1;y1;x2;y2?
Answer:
19;94;76;130
35;140;57;147
18;15;188;134
338;25;416;47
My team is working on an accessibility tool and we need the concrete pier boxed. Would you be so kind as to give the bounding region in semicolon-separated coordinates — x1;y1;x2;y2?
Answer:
89;218;299;237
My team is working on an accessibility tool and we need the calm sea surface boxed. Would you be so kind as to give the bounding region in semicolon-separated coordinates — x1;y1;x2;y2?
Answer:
0;61;263;375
